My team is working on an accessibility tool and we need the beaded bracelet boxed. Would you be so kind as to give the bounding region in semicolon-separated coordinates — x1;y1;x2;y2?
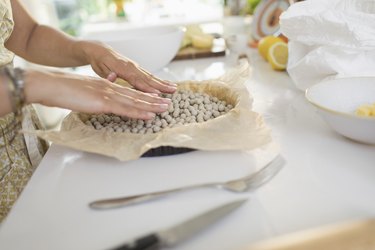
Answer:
2;65;25;121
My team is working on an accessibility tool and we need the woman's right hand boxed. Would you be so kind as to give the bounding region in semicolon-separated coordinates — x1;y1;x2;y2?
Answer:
23;69;171;120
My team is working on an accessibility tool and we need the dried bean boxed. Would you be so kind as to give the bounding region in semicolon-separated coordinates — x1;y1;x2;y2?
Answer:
153;126;161;132
113;116;121;123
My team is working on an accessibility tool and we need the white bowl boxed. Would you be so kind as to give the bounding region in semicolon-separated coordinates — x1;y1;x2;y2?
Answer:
306;77;375;144
83;26;184;72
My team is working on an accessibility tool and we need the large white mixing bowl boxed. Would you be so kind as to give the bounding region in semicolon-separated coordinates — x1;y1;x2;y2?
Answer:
83;26;184;72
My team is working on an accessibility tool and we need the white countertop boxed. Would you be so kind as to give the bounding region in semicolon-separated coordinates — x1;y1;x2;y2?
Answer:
1;50;375;250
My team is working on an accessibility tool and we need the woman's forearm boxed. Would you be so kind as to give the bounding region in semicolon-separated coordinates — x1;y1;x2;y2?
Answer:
14;24;91;67
1;68;171;120
6;0;92;67
0;67;45;117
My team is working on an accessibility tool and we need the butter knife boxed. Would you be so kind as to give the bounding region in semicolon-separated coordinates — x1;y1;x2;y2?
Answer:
109;199;247;250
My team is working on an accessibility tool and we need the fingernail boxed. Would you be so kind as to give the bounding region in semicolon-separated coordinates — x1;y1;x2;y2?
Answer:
161;98;171;104
107;72;117;81
145;112;155;119
166;81;177;86
159;103;169;110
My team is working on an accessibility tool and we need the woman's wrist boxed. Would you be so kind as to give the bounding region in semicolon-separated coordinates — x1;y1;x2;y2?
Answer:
72;40;107;66
0;65;26;119
23;69;46;105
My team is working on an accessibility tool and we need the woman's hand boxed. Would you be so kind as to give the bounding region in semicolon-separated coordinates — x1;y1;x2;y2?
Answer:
23;69;171;120
79;41;177;94
7;1;176;96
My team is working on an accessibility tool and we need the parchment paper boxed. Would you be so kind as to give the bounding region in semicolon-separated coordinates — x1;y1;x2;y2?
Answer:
29;62;272;161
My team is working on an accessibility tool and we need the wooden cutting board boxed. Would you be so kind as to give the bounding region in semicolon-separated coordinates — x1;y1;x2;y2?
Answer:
244;219;375;250
173;37;226;60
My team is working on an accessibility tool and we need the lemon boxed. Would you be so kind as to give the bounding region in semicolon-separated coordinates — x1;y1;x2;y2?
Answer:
258;36;284;60
180;25;214;49
267;41;288;71
180;36;192;49
185;25;204;36
191;34;214;49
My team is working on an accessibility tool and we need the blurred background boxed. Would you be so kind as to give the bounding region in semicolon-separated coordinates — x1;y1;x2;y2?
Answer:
21;0;262;36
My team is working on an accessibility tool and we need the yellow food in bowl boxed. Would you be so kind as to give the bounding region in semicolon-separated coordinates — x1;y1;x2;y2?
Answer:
356;103;375;117
305;77;375;144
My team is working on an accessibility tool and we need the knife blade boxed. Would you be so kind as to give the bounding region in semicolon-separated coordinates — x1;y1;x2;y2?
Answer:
109;199;247;250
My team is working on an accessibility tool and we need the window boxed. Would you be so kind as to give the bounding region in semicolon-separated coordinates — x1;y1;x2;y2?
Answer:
50;0;224;36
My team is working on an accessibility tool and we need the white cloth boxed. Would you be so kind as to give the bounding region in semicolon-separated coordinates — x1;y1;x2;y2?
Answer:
280;0;375;91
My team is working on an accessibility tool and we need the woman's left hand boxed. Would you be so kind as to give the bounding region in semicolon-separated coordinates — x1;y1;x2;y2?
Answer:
84;42;177;95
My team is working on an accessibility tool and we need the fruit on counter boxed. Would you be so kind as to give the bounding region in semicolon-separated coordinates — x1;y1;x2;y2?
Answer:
267;41;288;71
257;35;284;60
186;25;204;36
256;35;289;71
356;103;375;117
180;24;214;50
191;34;214;49
180;35;192;49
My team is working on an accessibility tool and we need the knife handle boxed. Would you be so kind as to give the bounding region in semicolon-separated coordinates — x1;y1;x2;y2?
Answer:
110;234;160;250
